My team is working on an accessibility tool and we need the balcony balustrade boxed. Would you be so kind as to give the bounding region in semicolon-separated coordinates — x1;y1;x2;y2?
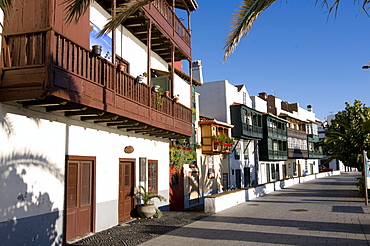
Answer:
267;150;288;160
308;150;324;159
267;126;287;140
151;0;190;45
0;29;192;138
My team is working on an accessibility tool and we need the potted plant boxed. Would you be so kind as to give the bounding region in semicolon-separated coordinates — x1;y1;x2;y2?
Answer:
135;186;166;218
117;62;126;72
154;86;163;107
173;94;180;103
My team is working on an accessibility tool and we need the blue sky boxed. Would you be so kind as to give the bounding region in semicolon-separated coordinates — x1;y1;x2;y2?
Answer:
190;1;370;121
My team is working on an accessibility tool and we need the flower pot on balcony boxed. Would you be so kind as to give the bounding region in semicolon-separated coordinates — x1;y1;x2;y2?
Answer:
92;45;102;56
153;85;161;92
214;142;222;151
164;91;170;97
117;63;126;72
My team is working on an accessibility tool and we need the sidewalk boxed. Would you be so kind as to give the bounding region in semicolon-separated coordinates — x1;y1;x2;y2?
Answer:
140;172;370;246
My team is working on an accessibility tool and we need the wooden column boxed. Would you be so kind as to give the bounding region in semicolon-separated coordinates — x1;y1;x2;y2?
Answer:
112;0;116;64
112;0;116;93
147;20;152;85
170;44;175;97
189;58;193;107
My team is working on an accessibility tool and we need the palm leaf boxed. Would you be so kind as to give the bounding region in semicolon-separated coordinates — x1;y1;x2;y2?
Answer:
224;0;370;60
0;0;21;24
224;0;277;60
63;0;91;24
98;0;155;36
0;0;12;12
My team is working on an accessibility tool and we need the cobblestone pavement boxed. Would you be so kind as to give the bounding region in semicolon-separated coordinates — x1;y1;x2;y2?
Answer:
67;206;207;246
140;172;370;246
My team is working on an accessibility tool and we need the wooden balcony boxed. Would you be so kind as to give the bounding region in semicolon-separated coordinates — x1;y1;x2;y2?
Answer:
267;150;288;161
199;119;233;155
122;0;192;62
267;126;287;140
287;128;307;140
230;104;263;140
307;134;320;142
308;150;323;159
0;30;192;138
288;148;308;159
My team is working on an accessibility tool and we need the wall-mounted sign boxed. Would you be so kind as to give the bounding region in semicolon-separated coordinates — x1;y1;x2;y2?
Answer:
124;146;134;154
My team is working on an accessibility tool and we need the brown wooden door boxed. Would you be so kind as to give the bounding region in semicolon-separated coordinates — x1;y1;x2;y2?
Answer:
169;166;184;211
118;161;134;222
66;160;93;240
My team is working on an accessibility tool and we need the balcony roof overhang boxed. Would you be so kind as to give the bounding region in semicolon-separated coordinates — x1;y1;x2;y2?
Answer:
199;117;234;128
19;96;189;139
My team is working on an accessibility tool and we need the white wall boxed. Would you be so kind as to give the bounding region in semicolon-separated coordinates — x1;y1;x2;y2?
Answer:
0;102;170;241
196;80;228;122
0;104;66;245
251;96;267;113
197;80;259;189
173;73;191;108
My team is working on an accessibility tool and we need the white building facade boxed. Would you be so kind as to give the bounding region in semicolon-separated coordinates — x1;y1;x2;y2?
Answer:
0;0;198;244
196;80;259;189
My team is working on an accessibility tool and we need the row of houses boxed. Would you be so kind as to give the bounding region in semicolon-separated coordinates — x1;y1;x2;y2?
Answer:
0;0;325;245
186;75;324;209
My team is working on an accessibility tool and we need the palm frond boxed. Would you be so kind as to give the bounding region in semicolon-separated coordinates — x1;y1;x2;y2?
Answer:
63;0;91;24
224;0;370;60
135;185;166;205
98;0;154;36
0;0;22;23
0;0;12;12
224;0;277;60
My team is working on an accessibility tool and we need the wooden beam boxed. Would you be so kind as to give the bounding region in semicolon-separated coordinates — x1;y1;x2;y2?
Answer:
124;16;147;27
123;125;148;131
65;108;105;117
46;104;87;112
107;121;139;127
81;114;119;121
22;98;68;107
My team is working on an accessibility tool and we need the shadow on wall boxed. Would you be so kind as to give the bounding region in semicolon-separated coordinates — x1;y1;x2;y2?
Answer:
0;151;64;246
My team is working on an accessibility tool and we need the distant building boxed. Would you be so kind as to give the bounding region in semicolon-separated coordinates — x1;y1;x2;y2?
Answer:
196;79;260;189
257;92;323;177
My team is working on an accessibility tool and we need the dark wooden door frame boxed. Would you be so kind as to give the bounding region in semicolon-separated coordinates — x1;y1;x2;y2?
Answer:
118;158;136;223
64;155;96;242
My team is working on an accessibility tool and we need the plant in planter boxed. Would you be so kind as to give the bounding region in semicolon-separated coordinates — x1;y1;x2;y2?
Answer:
212;135;225;151
154;86;163;107
135;186;166;218
223;136;235;151
169;141;196;171
173;94;180;103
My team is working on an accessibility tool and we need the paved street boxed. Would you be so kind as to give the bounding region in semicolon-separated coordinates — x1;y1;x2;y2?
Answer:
140;172;370;246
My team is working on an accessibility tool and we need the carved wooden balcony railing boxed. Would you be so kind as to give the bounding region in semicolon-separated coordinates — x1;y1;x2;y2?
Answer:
151;0;190;45
0;29;192;138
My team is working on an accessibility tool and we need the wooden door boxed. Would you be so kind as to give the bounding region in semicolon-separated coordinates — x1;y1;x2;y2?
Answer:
118;161;134;222
244;167;251;187
235;169;241;189
222;173;228;191
169;166;184;211
66;160;93;240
